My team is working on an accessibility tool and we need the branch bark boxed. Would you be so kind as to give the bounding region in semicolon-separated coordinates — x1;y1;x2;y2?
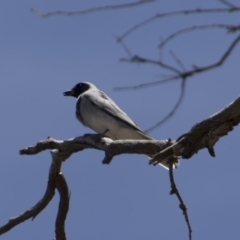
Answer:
0;150;69;240
151;95;240;164
1;96;239;240
20;135;173;163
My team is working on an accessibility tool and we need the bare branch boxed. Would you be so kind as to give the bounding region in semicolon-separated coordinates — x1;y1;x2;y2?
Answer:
19;96;240;169
159;24;240;49
0;149;65;236
55;172;69;240
31;0;155;18
169;50;186;72
120;55;180;74
145;79;186;133
114;76;178;91
168;160;192;240
20;135;173;163
118;33;240;90
116;34;240;131
219;0;238;8
115;35;133;58
150;95;240;164
180;33;240;78
118;4;240;41
13;95;240;240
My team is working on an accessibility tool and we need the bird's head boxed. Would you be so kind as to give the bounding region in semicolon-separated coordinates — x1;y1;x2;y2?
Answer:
63;82;92;98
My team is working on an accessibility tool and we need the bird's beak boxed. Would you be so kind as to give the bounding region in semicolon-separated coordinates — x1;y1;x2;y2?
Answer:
63;90;74;97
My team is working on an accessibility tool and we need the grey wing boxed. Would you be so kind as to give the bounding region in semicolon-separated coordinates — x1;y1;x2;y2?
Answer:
85;90;146;132
81;90;173;169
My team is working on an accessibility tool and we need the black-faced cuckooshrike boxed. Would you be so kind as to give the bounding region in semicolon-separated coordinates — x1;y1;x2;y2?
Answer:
63;82;177;169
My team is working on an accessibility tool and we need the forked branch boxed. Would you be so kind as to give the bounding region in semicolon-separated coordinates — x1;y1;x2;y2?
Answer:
1;96;239;240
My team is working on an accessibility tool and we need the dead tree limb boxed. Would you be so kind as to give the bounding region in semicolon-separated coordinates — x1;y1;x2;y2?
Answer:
151;95;240;164
0;149;69;240
1;96;239;240
168;160;192;240
19;136;173;163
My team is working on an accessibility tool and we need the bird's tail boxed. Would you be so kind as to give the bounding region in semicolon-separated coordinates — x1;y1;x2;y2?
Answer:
123;129;179;169
146;154;179;170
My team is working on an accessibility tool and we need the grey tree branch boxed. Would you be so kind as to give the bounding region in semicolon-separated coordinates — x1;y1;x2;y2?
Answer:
151;95;240;164
168;161;192;240
20;135;173;163
55;173;70;240
0;149;69;239
1;1;237;239
30;0;155;18
1;96;239;239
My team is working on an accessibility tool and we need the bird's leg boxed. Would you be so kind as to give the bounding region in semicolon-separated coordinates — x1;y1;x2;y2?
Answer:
102;129;109;135
95;129;110;142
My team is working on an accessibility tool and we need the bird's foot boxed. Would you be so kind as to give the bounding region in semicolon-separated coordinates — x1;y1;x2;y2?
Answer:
94;129;109;141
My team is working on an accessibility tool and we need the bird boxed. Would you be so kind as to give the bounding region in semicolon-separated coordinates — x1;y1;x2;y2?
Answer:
63;82;176;169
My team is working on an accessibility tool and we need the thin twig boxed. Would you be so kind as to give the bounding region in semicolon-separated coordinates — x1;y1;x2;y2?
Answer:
115;36;132;58
31;0;155;18
114;75;178;91
159;24;240;48
219;0;237;8
168;160;192;240
169;51;186;71
120;55;180;74
145;79;186;133
117;33;240;91
180;33;240;78
118;5;240;40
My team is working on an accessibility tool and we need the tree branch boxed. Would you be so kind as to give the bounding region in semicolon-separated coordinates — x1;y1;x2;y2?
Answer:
168;160;192;240
31;0;155;18
117;34;240;131
120;55;180;74
119;33;240;85
145;79;186;133
114;75;178;91
181;33;240;77
159;24;240;49
118;3;240;41
151;95;240;164
0;149;68;238
1;96;238;239
20;135;173;163
55;174;69;240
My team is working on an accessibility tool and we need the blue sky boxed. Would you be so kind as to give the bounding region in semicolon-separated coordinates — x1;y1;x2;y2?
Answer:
0;0;240;239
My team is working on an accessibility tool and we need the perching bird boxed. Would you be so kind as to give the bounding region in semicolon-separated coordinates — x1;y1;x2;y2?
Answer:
63;82;175;169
